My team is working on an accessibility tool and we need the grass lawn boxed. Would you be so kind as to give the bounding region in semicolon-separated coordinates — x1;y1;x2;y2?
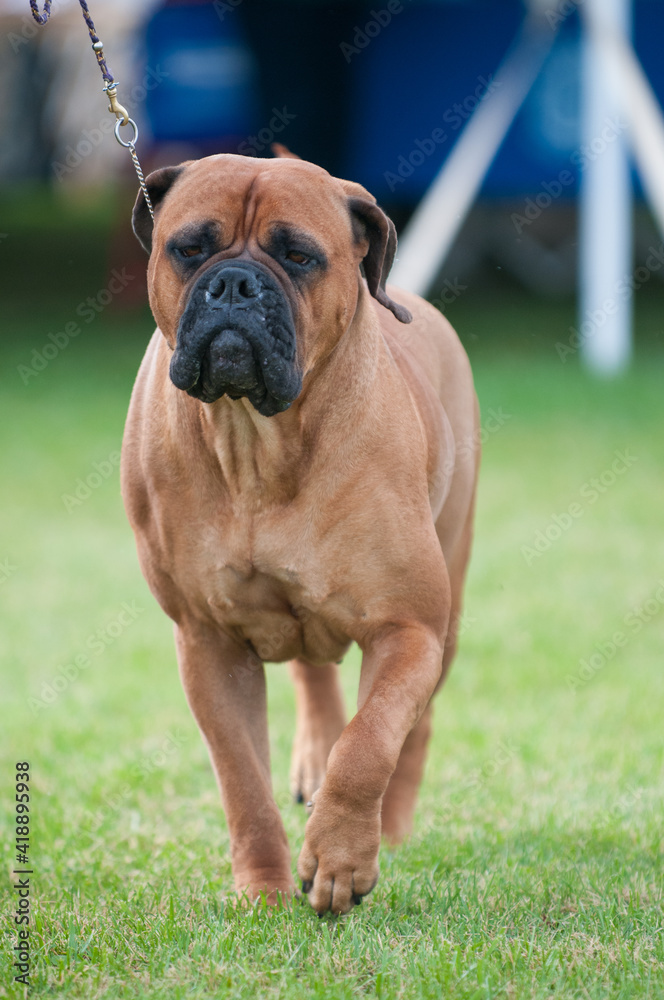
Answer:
1;276;663;998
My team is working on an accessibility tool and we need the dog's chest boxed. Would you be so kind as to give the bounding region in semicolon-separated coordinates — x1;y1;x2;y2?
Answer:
193;518;354;664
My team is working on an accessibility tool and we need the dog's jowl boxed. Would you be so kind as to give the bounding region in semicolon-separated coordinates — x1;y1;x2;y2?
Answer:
121;149;480;915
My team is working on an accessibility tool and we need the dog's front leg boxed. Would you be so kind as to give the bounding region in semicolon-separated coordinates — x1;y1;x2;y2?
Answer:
298;624;444;915
175;621;293;903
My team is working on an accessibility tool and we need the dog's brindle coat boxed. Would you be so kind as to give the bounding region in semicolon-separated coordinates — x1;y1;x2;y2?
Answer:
121;151;479;915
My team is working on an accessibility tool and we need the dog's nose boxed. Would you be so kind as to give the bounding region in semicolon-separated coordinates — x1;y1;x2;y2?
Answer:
206;267;259;306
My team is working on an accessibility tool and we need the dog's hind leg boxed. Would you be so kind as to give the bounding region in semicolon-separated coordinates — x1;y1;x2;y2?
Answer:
380;491;478;844
380;702;433;844
438;487;477;686
289;659;347;806
378;565;464;845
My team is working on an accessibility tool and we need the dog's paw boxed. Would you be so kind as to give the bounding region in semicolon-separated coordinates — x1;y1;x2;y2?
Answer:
297;789;380;915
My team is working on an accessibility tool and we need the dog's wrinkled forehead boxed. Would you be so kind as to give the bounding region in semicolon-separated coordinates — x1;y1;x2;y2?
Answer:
155;155;349;253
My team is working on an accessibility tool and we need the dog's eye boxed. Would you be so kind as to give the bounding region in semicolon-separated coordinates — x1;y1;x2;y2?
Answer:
179;246;203;258
286;250;310;265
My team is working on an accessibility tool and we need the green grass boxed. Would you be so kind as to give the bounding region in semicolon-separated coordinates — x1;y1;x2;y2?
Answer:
1;286;664;999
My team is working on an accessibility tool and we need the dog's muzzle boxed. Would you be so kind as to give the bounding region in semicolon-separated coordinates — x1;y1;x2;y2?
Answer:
170;260;302;416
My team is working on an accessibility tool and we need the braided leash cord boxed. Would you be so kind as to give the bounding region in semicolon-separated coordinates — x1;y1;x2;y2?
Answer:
29;0;154;220
30;0;114;83
27;0;50;23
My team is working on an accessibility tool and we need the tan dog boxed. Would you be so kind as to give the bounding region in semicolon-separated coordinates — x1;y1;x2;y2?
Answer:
121;149;479;915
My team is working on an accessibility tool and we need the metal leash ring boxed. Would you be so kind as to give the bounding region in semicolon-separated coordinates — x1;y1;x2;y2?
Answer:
114;117;139;148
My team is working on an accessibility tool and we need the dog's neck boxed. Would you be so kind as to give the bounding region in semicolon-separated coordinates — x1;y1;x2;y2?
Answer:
195;284;382;510
197;392;305;507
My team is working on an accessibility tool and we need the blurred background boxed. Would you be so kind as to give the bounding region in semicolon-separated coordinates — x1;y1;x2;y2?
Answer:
3;0;664;321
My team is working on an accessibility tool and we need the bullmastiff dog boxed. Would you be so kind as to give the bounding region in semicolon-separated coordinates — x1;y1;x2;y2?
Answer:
121;148;479;915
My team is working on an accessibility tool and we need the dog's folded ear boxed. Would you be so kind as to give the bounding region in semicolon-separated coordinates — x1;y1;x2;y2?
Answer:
347;197;412;324
271;143;301;159
132;165;186;254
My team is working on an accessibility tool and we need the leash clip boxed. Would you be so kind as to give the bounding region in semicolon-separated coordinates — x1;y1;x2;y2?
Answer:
103;81;129;126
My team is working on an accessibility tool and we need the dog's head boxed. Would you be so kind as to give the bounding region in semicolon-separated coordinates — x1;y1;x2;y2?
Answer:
133;151;411;416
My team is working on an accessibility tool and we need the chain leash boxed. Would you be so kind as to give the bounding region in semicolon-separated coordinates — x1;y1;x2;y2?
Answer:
29;0;154;221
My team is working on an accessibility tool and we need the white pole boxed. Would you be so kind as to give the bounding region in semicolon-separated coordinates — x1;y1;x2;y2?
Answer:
579;0;633;375
583;2;664;241
391;12;557;297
